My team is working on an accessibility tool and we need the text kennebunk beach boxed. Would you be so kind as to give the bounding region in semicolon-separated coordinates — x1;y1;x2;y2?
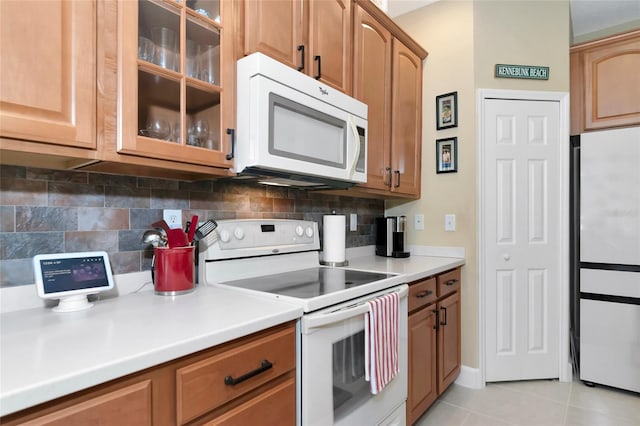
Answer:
495;64;550;80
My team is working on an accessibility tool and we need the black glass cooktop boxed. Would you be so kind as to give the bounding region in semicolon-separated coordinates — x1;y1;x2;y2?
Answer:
222;267;394;299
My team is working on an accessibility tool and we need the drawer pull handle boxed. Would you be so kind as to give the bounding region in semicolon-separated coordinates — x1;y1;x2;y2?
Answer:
224;359;273;386
445;279;459;286
416;290;433;298
433;309;440;331
441;306;448;326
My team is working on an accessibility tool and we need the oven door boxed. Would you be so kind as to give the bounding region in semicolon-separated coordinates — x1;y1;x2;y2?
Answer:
299;285;408;426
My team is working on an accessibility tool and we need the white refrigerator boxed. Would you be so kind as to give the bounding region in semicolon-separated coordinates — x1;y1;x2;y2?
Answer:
575;126;640;392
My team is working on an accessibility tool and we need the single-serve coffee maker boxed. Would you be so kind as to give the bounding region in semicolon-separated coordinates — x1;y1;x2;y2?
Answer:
375;216;410;258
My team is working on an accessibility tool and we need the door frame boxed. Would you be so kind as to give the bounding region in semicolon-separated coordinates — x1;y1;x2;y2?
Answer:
476;89;572;386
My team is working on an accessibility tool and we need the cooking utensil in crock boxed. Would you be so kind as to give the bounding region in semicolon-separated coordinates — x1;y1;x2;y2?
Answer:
141;229;167;248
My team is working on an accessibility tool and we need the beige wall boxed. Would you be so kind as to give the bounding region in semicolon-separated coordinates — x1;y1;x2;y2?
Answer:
389;0;570;370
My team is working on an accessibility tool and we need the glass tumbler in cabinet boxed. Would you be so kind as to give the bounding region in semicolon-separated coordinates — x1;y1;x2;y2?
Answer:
119;0;234;169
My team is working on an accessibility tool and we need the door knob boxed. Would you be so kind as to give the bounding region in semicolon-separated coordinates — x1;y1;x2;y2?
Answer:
503;254;511;261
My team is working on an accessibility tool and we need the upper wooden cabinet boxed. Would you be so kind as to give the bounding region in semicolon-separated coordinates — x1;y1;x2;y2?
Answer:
353;3;425;198
353;5;392;191
570;29;640;134
242;0;352;93
0;0;96;149
117;0;235;169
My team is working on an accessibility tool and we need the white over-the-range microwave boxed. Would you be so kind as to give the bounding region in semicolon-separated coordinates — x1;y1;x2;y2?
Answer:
234;52;368;189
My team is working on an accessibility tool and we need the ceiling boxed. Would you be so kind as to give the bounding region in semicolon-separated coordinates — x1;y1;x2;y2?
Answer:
386;0;640;40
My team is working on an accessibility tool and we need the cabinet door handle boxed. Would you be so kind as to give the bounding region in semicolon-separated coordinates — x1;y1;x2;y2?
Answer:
297;45;305;71
445;279;459;286
433;309;440;330
416;290;433;298
314;55;321;80
441;306;448;326
384;167;392;187
226;128;235;160
224;359;273;386
394;170;401;188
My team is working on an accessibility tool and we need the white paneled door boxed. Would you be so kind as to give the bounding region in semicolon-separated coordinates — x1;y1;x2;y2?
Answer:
484;98;561;381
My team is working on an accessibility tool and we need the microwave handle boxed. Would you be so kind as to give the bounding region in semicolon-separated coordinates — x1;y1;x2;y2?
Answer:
348;116;360;178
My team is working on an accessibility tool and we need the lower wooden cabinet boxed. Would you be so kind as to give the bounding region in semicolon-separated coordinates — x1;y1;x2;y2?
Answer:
407;268;462;425
0;322;296;426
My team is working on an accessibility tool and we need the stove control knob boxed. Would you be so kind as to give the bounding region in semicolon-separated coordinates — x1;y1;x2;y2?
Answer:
295;225;304;237
234;227;245;240
219;229;231;243
305;226;314;238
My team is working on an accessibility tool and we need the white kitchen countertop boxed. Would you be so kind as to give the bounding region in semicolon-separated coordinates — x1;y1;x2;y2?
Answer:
0;285;303;417
0;250;465;417
347;253;465;283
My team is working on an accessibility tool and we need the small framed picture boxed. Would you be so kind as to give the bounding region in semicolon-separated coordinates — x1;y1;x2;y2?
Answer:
436;91;458;130
436;137;458;173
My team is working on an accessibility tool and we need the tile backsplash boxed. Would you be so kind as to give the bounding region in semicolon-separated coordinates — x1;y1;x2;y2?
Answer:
0;165;383;287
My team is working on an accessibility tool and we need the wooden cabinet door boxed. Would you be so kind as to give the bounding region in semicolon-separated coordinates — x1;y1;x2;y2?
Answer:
307;0;352;92
118;0;234;168
353;5;392;191
2;381;152;426
243;0;304;71
437;291;461;393
583;35;640;130
0;0;96;148
390;39;422;197
407;307;437;425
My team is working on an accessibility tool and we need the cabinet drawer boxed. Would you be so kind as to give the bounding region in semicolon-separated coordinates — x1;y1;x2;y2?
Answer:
203;377;296;426
176;326;295;425
408;277;437;312
437;268;461;297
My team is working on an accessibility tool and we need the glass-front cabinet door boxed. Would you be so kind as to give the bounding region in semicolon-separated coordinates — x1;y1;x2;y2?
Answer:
119;0;234;168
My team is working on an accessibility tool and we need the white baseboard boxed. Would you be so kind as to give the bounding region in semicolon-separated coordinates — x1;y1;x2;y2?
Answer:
455;365;484;389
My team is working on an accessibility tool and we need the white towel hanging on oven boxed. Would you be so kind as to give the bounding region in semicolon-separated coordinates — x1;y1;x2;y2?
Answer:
364;291;399;394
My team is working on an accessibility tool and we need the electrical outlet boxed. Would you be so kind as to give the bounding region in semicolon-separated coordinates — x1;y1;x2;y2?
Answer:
350;213;357;231
163;209;182;229
414;214;425;230
445;214;456;232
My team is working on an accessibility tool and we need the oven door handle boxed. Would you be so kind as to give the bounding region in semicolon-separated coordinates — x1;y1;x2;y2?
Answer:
302;285;408;331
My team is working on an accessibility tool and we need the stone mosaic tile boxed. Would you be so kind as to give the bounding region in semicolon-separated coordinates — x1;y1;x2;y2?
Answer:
0;206;15;232
78;207;129;231
137;177;180;190
0;167;384;287
249;196;274;212
273;198;294;213
178;180;213;193
149;189;190;209
65;231;118;253
105;186;151;209
0;258;35;286
88;173;138;188
49;182;105;207
0;178;47;206
109;251;140;275
131;208;164;230
27;168;88;183
0;165;26;179
16;206;78;232
0;232;64;260
119;229;148;252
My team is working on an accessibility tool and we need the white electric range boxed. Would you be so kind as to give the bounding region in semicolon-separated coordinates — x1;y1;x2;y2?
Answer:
199;219;408;426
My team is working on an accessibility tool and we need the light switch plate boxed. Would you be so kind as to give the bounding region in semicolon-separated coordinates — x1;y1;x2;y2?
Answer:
445;214;456;232
414;214;425;230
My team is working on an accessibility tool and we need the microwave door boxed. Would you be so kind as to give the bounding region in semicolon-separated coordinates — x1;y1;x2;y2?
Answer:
246;76;367;183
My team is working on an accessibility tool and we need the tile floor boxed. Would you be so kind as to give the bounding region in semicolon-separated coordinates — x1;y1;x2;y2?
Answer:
415;379;639;426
